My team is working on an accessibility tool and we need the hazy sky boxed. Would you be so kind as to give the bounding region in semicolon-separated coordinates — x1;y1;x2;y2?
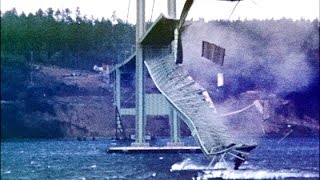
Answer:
1;0;319;23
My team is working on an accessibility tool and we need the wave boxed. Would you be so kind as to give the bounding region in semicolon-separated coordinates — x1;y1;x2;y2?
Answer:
171;159;319;179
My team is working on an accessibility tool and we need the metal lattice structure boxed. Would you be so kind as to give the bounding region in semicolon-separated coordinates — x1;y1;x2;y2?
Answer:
145;52;231;155
140;11;257;158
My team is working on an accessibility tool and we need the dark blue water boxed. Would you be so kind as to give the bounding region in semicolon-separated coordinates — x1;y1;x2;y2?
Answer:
1;136;319;180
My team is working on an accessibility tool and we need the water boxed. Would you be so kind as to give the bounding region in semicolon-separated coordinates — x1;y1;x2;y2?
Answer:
1;136;319;180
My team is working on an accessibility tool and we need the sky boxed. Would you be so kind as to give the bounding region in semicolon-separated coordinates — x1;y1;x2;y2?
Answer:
1;0;319;23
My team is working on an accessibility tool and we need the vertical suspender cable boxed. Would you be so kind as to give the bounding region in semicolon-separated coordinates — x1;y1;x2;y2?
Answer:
228;1;240;19
126;0;131;23
150;0;155;22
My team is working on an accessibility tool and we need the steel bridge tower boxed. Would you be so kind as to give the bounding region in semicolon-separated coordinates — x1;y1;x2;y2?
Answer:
132;0;181;146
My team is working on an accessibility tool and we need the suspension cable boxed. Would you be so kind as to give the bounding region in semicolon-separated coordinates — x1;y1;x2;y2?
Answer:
150;0;155;22
126;0;131;23
228;1;240;19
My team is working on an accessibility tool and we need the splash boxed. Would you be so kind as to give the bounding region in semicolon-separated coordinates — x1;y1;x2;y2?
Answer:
171;159;319;180
170;158;203;171
200;169;319;180
171;158;236;172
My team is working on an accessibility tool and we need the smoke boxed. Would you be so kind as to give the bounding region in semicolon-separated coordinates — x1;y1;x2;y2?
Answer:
180;19;319;140
181;19;319;97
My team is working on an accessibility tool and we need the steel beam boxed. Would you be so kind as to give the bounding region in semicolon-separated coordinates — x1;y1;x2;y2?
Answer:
167;0;176;18
169;108;181;144
115;68;121;110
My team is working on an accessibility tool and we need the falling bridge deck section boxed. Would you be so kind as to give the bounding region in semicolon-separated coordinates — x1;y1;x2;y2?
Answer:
144;53;231;155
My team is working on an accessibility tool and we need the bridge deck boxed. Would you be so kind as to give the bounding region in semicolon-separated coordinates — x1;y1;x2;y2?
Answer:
145;53;230;155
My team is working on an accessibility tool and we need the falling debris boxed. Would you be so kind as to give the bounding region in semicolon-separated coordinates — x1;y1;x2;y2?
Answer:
277;129;294;144
219;100;261;117
262;100;271;120
253;100;264;114
202;41;226;66
217;73;224;87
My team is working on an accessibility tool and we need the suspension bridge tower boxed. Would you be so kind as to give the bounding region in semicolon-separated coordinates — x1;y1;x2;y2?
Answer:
132;0;181;147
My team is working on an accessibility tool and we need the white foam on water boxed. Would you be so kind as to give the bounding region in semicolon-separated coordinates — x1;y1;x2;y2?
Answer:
171;159;233;171
200;169;319;180
4;170;11;174
212;162;233;170
171;158;204;171
171;159;319;179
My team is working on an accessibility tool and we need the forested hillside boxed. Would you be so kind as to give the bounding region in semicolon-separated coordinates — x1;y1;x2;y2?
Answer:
1;8;135;102
1;8;135;69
